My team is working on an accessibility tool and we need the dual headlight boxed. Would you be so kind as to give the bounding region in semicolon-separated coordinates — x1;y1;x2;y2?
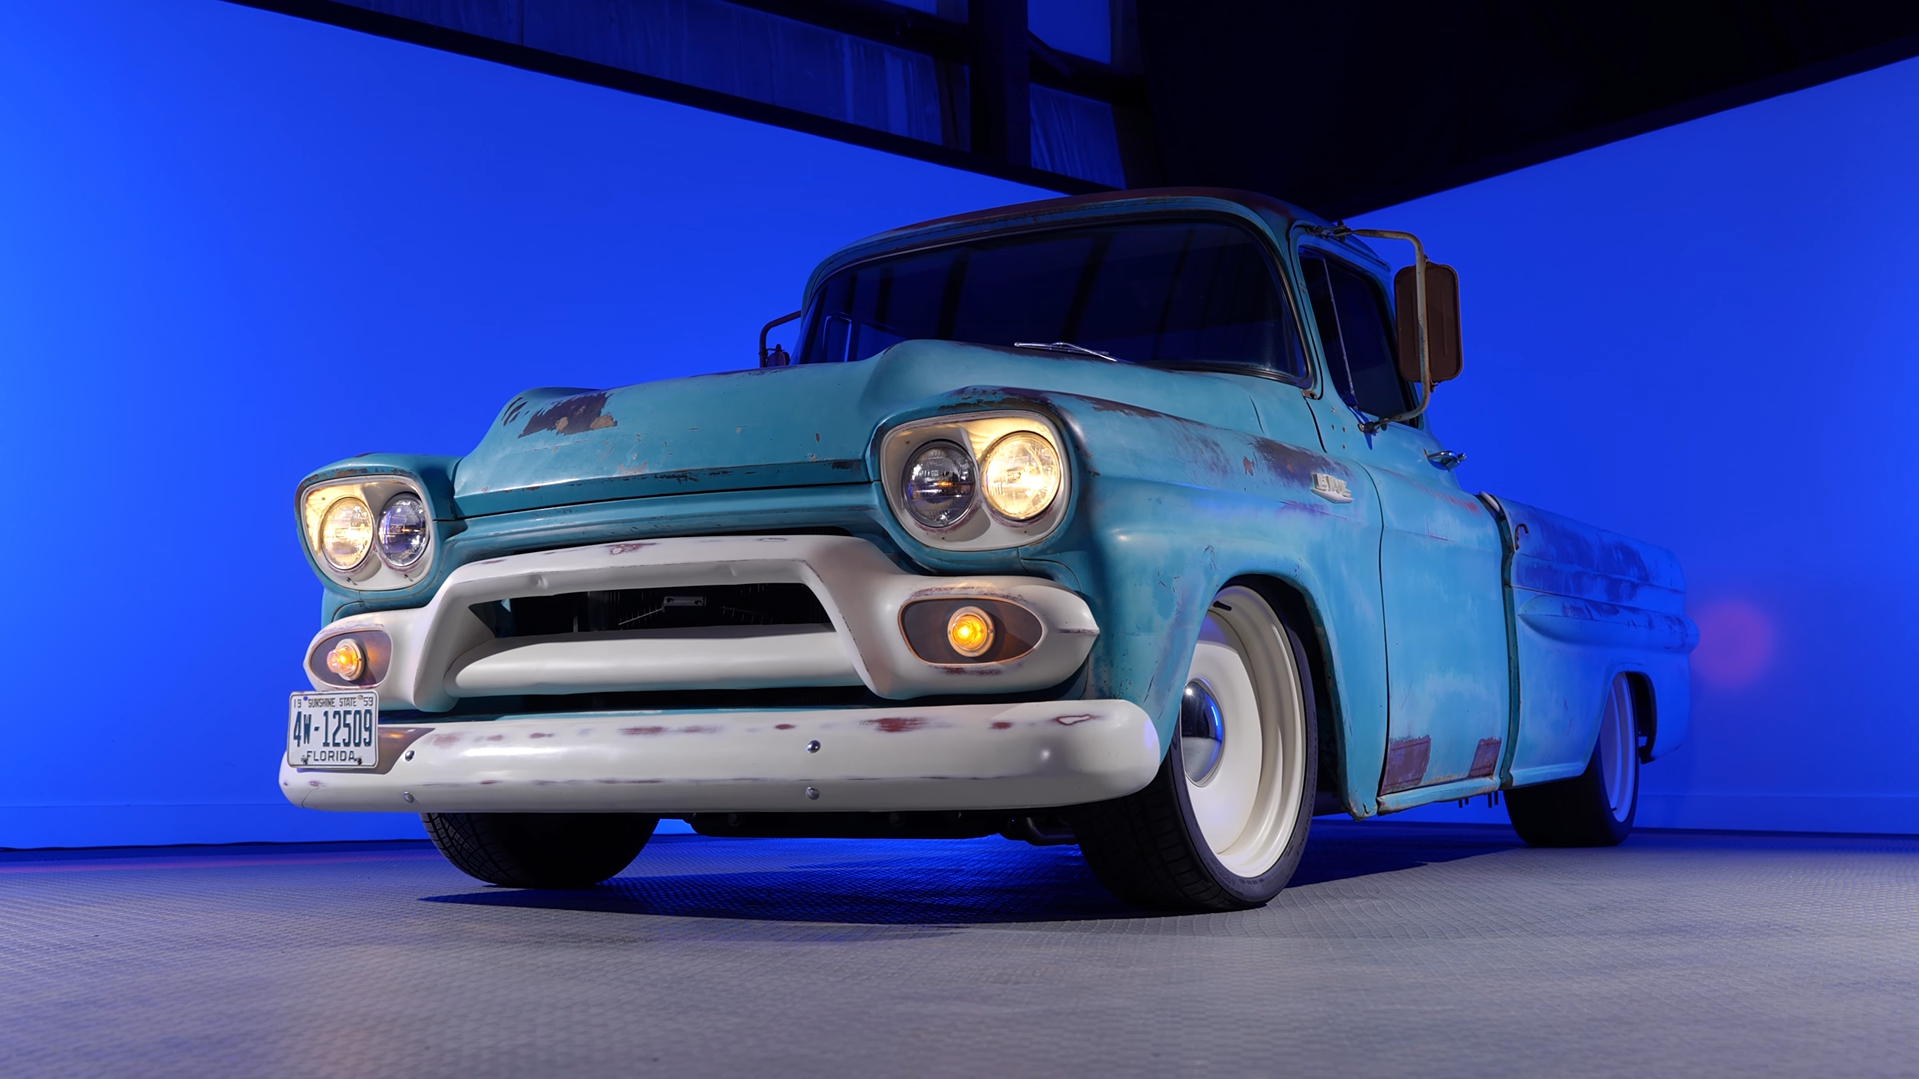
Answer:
886;414;1069;549
319;492;429;571
903;432;1062;529
303;480;433;585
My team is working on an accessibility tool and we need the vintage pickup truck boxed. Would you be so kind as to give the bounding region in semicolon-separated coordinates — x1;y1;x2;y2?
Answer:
283;189;1694;911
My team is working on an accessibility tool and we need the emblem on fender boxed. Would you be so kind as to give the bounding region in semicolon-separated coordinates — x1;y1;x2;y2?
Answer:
1311;472;1353;503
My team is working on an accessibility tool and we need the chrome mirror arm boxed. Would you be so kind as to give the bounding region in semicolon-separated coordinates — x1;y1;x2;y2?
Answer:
759;310;803;367
1302;225;1437;434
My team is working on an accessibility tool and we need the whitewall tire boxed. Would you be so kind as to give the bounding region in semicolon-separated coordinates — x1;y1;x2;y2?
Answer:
1073;585;1318;911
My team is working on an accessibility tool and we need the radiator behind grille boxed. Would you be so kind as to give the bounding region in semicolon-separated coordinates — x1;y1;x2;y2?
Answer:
471;583;831;638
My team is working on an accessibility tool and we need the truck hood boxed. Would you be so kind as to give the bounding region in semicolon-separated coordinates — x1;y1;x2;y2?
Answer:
451;341;1262;516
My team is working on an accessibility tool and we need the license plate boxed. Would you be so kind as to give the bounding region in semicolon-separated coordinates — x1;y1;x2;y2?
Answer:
287;691;380;768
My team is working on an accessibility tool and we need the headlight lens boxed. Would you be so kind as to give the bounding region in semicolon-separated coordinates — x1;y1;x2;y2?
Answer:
979;431;1063;522
376;493;430;569
902;440;976;529
318;497;374;570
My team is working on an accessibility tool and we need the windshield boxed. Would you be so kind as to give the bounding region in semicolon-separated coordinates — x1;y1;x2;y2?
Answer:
798;219;1307;380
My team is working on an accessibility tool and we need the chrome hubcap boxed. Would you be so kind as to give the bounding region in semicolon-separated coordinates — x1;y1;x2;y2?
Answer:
1180;679;1226;784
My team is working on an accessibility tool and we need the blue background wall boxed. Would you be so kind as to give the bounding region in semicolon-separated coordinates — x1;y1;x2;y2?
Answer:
1;0;1912;846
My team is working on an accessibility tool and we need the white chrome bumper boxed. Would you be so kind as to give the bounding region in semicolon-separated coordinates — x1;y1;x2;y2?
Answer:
308;535;1099;709
281;699;1160;814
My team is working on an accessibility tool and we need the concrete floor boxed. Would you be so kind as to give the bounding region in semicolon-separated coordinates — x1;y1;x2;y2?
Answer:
2;821;1915;1078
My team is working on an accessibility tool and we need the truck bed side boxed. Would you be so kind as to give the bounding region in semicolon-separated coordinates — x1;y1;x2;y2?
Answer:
1487;497;1696;787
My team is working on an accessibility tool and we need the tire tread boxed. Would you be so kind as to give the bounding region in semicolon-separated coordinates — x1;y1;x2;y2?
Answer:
422;812;657;888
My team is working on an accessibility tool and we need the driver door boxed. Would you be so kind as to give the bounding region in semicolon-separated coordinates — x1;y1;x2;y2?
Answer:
1297;248;1510;797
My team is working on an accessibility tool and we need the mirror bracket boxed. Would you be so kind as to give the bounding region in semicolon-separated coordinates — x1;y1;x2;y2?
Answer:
1301;225;1454;434
759;310;803;367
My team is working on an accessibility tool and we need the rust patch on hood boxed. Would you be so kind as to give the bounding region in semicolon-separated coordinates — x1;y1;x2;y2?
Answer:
520;392;616;437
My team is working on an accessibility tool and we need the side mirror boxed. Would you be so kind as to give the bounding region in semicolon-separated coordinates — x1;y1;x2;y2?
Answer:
759;310;802;367
1393;262;1461;384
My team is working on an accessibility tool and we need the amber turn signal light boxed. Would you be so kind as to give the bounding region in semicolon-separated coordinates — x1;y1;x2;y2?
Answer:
326;637;366;681
946;607;995;658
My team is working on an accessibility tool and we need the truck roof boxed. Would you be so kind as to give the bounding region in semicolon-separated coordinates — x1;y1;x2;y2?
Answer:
802;187;1339;309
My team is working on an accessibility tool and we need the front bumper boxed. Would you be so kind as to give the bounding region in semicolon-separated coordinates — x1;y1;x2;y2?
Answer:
281;699;1159;814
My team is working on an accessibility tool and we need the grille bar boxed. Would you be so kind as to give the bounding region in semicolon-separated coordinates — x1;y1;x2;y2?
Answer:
472;583;830;638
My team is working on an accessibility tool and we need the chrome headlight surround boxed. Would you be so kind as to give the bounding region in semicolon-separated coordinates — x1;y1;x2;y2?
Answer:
299;477;436;590
880;412;1071;550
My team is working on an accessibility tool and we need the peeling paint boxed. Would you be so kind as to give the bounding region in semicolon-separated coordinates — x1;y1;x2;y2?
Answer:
519;392;615;438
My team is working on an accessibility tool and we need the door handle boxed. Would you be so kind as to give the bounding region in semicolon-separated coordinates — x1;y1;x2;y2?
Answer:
1425;449;1466;470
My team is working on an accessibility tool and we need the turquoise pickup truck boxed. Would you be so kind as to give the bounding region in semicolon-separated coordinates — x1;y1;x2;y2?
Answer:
283;189;1695;912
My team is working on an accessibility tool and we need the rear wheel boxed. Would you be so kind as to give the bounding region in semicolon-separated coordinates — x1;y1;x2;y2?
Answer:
1073;586;1317;912
1506;674;1640;846
422;812;658;887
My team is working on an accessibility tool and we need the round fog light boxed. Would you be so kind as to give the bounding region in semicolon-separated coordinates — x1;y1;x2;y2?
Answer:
326;637;366;681
946;606;995;658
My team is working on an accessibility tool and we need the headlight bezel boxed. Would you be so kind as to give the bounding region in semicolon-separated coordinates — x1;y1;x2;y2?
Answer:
300;476;437;590
880;411;1071;550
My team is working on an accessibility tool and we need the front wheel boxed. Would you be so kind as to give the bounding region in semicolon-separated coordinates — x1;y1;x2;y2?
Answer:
1506;673;1640;846
1072;586;1318;912
422;812;658;888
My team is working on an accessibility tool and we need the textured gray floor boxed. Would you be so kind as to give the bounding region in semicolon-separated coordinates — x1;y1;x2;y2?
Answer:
3;822;1916;1078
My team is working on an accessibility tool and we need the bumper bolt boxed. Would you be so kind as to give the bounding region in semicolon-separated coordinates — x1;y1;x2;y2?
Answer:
403;749;415;761
804;786;820;800
401;791;414;804
805;740;821;753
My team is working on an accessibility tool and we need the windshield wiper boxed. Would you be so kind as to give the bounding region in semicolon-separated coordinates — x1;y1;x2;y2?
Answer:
1013;341;1126;363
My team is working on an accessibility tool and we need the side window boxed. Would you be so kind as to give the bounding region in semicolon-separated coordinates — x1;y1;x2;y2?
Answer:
1299;253;1412;419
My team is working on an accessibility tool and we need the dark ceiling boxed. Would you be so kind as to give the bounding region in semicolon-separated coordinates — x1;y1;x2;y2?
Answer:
232;0;1919;217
